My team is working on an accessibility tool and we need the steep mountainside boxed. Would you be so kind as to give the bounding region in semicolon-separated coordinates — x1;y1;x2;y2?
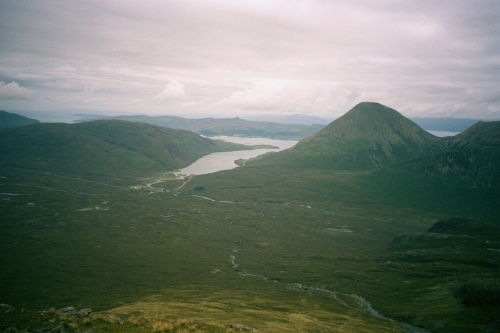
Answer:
0;119;249;181
0;110;39;127
446;120;500;149
391;121;500;189
76;114;324;140
260;102;446;169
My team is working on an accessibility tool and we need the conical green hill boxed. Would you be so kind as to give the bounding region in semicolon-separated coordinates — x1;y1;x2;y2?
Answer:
266;102;446;169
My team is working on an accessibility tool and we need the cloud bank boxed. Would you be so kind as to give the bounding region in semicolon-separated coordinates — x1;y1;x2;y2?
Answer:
155;79;186;102
0;0;499;120
0;82;33;100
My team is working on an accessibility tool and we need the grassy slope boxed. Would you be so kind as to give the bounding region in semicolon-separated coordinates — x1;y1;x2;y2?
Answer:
179;163;500;332
382;119;500;219
446;120;500;149
260;103;446;170
0;119;249;183
2;160;498;332
0;167;424;333
1;109;499;332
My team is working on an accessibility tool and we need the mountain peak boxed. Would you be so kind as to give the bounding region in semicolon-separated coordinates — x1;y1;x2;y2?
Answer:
314;102;426;141
266;102;446;170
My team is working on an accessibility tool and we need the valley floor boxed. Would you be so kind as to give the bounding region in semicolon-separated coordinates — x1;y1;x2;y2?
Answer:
1;166;499;332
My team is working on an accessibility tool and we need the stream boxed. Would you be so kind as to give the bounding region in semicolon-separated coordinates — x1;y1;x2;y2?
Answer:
144;136;432;332
225;241;432;333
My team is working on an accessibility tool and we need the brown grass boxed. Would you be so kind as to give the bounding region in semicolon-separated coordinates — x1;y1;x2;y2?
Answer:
151;319;174;332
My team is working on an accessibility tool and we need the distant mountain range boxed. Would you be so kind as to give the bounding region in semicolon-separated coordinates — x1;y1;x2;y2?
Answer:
3;105;498;188
244;114;481;132
75;113;483;137
75;114;324;140
0;120;249;181
0;110;39;128
409;117;480;132
4;109;488;137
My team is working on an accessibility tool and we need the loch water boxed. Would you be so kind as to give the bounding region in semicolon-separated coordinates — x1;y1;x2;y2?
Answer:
177;136;298;175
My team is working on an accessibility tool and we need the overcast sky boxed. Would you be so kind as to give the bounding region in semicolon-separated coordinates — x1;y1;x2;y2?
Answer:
1;0;499;121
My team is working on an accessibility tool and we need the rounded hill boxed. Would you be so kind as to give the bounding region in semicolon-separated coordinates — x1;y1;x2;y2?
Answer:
261;102;446;170
0;119;249;181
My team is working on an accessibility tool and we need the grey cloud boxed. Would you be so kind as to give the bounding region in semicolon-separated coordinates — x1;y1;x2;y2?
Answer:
0;0;499;119
0;82;33;100
155;79;187;102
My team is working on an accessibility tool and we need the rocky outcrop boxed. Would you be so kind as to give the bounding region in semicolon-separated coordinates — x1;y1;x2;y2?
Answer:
1;306;92;333
454;281;500;307
56;307;92;317
428;217;500;240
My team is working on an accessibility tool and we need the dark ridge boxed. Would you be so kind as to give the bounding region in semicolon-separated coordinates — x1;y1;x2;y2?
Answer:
0;110;40;128
446;120;500;149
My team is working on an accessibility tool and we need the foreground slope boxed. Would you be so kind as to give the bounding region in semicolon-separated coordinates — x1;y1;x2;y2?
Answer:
0;110;40;128
0;119;248;182
261;102;445;169
1;103;499;333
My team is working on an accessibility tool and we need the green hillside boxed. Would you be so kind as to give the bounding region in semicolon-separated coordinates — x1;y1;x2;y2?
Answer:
446;120;500;149
259;102;446;169
249;102;498;194
0;119;249;182
0;110;40;127
387;120;500;190
1;104;499;333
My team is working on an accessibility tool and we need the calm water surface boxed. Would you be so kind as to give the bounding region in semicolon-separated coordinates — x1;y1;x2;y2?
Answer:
427;130;460;137
177;136;298;175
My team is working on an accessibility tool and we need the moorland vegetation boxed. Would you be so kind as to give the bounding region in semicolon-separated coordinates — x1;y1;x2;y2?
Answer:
1;102;499;333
